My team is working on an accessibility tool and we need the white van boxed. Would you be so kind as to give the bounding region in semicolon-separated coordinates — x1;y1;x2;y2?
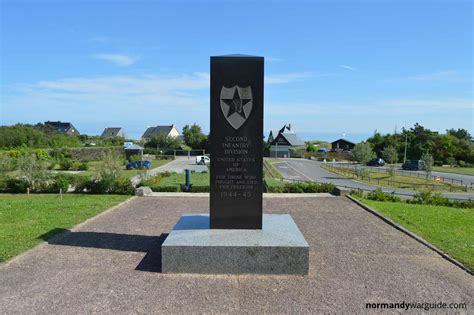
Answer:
195;156;210;165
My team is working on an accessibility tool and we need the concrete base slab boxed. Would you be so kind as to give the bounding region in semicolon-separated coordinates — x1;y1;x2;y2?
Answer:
162;214;309;275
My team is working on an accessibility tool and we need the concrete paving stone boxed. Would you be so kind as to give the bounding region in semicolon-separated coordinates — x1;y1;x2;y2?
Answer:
0;196;472;314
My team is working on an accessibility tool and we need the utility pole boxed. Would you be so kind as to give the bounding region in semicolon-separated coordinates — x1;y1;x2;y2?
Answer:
403;133;408;163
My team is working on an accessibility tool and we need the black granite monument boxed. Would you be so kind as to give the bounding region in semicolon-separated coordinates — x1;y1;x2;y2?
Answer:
210;55;264;229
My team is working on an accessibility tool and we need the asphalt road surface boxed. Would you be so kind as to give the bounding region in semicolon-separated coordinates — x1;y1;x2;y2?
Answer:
272;158;474;200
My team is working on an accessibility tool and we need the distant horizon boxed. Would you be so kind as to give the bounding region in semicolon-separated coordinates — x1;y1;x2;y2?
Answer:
0;120;465;144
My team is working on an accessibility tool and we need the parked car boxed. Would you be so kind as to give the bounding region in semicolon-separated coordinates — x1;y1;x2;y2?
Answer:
366;158;385;167
195;156;210;165
126;160;152;170
401;160;425;171
317;148;329;153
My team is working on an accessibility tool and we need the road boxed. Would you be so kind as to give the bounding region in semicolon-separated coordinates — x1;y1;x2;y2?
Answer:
272;158;474;200
131;156;208;185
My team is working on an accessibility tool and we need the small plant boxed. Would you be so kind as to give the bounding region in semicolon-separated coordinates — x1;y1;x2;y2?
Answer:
59;159;72;170
354;167;369;179
420;152;434;179
78;161;89;171
446;157;456;167
366;188;401;202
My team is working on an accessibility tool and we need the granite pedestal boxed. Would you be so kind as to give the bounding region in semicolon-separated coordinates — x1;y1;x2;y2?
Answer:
161;214;309;275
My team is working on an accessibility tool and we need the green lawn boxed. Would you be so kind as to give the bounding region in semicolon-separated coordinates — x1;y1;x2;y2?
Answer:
358;198;474;271
432;166;474;176
264;177;285;189
0;194;130;262
160;171;209;187
323;165;465;192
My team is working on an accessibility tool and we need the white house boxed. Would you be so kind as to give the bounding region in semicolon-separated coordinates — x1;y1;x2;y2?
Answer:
141;124;180;141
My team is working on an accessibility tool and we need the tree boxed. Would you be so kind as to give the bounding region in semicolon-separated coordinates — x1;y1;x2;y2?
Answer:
447;128;471;141
381;146;398;164
306;144;316;152
350;142;375;165
420;152;434;179
145;134;182;151
182;124;207;149
17;153;49;190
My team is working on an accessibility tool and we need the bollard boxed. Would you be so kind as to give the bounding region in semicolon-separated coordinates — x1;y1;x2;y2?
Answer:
185;169;191;192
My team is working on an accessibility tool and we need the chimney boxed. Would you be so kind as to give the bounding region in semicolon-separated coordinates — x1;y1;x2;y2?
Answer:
287;124;291;131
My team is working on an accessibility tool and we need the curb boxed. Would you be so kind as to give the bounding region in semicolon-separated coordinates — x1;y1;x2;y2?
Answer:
346;195;473;276
144;192;335;198
0;196;137;268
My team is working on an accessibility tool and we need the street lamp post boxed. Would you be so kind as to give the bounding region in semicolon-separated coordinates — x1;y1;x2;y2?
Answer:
403;133;408;164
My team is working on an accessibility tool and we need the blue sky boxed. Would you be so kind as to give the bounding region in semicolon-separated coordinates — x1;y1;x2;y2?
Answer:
1;0;472;141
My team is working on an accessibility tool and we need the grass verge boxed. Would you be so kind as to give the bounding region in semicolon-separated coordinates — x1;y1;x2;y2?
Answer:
432;166;474;176
159;171;209;187
0;194;130;262
323;165;464;192
356;197;474;271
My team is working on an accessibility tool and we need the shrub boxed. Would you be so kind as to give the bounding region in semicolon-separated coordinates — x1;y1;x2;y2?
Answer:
276;181;335;193
188;185;210;192
6;178;29;193
78;161;89;171
129;154;142;163
72;176;93;193
354;167;369;179
410;191;449;206
48;174;70;193
70;161;83;171
110;177;135;195
366;188;401;202
0;154;16;172
59;159;72;170
152;185;180;192
34;149;49;160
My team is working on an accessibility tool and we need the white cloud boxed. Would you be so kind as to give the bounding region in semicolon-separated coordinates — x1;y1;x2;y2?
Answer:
339;65;356;71
91;54;138;66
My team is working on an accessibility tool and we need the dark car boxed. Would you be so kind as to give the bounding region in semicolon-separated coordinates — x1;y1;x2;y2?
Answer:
401;160;424;171
126;160;152;170
366;158;385;167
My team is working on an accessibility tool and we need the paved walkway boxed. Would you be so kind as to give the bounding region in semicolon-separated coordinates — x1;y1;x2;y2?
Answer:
0;196;472;313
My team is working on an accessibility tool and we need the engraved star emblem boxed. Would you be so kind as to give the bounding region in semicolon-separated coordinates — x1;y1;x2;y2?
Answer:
222;88;252;119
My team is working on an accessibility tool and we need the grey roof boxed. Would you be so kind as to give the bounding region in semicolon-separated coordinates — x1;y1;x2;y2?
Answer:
44;121;79;134
101;127;123;138
142;125;176;139
281;132;305;146
331;138;355;145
